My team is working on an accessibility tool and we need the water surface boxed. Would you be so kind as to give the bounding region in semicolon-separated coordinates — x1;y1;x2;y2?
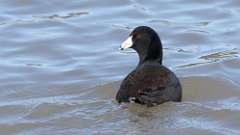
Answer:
0;0;240;135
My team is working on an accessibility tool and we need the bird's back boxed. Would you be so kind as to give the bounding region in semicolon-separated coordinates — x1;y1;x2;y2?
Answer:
116;62;181;106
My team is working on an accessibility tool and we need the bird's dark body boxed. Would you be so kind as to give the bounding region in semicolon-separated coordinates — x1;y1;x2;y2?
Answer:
116;26;182;107
116;62;181;106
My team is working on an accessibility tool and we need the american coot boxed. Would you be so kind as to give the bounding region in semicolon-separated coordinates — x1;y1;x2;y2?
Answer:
116;26;182;107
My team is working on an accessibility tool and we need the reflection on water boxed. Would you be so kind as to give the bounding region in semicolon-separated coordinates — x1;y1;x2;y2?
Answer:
0;0;240;134
200;48;239;61
179;48;239;68
40;11;89;20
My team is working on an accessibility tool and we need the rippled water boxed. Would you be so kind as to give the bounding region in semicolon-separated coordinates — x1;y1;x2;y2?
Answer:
1;0;240;135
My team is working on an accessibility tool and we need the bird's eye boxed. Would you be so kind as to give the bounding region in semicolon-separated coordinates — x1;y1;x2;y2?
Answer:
132;35;136;41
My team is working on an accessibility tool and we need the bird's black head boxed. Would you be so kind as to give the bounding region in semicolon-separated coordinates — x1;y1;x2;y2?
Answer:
120;26;163;65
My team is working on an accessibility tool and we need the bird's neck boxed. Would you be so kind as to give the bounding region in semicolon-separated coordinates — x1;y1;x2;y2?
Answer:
136;44;162;66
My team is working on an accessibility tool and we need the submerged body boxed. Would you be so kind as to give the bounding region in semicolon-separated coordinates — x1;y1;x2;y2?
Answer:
116;26;182;106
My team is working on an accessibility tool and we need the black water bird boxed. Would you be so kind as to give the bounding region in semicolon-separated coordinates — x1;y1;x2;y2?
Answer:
116;26;182;107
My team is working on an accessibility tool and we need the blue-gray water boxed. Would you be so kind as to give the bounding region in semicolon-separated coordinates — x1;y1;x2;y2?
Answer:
1;0;240;135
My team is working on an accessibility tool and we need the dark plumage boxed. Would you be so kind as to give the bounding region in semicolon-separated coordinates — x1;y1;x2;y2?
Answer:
116;26;182;107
